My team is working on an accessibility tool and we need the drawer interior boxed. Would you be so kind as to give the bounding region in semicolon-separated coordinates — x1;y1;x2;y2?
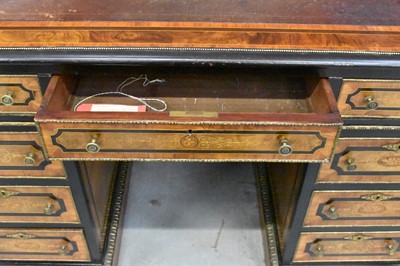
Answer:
37;67;340;123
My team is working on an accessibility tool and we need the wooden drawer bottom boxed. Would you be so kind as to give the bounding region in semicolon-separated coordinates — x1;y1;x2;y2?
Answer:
294;232;400;263
0;228;90;262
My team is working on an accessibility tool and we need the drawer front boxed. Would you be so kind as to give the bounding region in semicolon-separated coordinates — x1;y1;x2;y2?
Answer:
304;191;400;227
38;123;339;162
0;186;79;224
317;138;400;183
294;232;400;263
0;76;42;114
0;133;65;178
0;229;90;261
338;79;400;118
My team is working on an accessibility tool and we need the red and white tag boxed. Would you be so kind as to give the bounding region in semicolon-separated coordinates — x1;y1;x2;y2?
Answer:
76;104;146;112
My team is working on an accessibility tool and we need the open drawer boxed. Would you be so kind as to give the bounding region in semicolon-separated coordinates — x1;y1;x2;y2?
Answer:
35;68;342;162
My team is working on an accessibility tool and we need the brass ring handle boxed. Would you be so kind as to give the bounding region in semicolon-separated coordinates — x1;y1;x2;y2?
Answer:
44;202;54;215
322;205;338;220
345;158;357;171
85;138;100;153
364;96;378;110
1;91;14;106
278;139;293;156
24;152;36;165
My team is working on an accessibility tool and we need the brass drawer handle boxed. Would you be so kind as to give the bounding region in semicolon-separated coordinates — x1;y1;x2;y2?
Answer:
278;139;293;156
24;152;36;165
322;205;338;220
315;245;324;257
1;91;14;106
85;138;100;153
364;95;378;110
43;202;54;215
59;245;70;255
387;242;397;256
310;242;324;257
345;158;357;171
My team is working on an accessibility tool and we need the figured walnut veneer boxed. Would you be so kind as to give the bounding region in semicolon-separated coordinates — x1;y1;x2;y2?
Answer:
0;229;90;262
0;186;79;224
317;138;400;183
0;22;399;52
0;133;65;178
304;191;400;227
294;232;400;263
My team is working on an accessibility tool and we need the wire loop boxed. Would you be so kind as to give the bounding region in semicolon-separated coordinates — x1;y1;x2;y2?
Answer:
73;75;167;112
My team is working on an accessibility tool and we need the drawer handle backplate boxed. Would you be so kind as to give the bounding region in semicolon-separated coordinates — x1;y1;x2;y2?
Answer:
1;91;14;106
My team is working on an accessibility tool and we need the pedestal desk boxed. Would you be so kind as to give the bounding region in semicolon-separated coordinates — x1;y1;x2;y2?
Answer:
0;1;399;265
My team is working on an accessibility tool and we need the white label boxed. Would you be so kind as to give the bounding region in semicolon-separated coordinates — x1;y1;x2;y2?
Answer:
76;104;146;112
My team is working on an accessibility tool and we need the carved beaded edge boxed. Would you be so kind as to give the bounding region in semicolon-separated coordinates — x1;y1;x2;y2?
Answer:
103;162;129;266
256;163;280;266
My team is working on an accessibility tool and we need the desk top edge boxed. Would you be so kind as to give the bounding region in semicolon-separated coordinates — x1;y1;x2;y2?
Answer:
0;21;399;53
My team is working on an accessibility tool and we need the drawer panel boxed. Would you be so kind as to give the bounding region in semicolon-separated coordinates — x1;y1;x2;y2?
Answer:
38;123;339;161
317;138;400;183
35;74;341;162
294;232;400;263
0;133;65;178
0;229;90;261
338;79;400;118
0;76;42;114
0;186;79;224
304;191;400;227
